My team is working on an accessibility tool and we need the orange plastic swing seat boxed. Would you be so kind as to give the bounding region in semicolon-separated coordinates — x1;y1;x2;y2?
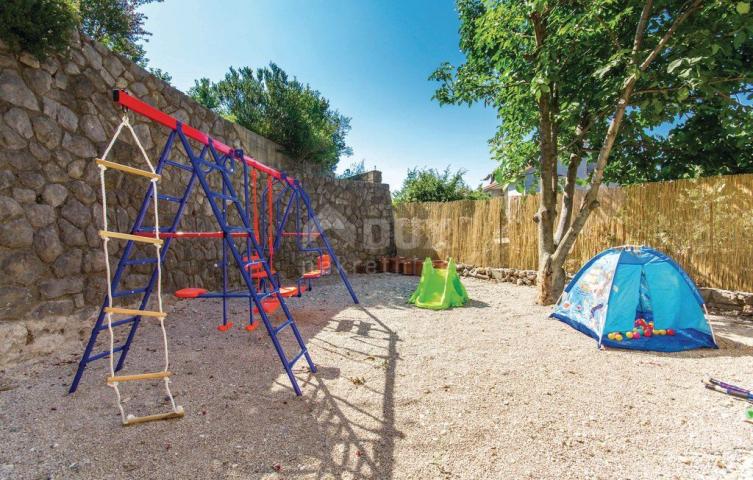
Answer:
279;285;307;297
252;297;280;314
175;287;209;299
302;255;332;279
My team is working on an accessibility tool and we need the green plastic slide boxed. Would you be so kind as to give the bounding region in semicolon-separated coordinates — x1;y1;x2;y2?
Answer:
408;258;469;310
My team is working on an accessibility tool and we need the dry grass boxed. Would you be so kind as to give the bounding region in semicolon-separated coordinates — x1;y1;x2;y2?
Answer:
1;274;752;479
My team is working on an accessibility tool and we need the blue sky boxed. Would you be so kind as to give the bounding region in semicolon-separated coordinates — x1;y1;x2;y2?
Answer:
140;0;499;190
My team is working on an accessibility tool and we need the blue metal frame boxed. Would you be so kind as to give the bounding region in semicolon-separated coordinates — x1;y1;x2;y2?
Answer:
69;131;200;393
187;129;316;395
70;117;360;395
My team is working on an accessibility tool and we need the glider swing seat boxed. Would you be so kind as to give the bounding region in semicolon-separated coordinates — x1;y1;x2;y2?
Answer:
69;90;359;409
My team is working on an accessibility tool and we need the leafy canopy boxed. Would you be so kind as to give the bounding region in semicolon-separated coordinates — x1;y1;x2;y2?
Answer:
0;0;79;59
433;0;753;303
392;167;490;204
432;0;753;187
189;63;352;171
0;0;169;81
79;0;161;64
606;98;753;184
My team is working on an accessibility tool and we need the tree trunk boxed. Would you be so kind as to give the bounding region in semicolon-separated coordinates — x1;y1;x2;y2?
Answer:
537;251;568;305
534;0;701;305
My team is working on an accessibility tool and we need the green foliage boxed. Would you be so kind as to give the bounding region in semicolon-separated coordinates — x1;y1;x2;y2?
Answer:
337;159;367;179
606;99;753;183
188;78;220;110
0;0;170;81
432;0;753;186
392;167;490;204
79;0;162;65
147;67;171;84
189;63;352;171
0;0;78;59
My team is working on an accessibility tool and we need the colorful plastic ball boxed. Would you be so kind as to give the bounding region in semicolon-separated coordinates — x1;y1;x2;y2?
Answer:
643;330;652;337
626;332;634;339
615;335;623;342
667;329;676;336
607;332;615;340
633;332;641;339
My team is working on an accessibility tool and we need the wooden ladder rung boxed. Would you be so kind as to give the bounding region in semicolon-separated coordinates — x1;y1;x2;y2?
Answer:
99;230;163;246
104;307;166;319
123;407;185;426
107;371;172;384
96;158;160;180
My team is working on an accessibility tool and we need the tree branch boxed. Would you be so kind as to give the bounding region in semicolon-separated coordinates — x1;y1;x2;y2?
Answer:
639;0;704;71
530;11;558;255
552;0;703;264
632;0;654;63
554;113;589;246
634;77;752;95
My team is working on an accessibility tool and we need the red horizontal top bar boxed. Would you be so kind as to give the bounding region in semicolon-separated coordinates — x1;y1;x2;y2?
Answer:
133;231;250;239
113;90;295;186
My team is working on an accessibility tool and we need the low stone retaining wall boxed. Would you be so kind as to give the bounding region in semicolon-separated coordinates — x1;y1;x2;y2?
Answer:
456;263;538;286
456;263;753;316
698;288;753;316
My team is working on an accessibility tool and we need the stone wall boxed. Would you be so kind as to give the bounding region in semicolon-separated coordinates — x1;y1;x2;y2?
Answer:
347;170;382;184
0;33;394;368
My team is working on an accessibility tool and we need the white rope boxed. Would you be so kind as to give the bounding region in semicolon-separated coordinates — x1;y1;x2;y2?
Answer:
99;114;180;423
99;163;126;424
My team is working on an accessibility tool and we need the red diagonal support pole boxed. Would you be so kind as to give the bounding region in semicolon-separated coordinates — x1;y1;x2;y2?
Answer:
113;90;294;186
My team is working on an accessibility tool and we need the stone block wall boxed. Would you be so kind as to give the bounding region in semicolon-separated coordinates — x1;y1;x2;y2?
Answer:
0;33;394;368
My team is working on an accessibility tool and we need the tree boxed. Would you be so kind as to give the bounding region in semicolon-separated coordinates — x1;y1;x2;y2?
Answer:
393;167;490;204
187;78;220;111
190;63;352;171
433;0;753;304
0;0;170;81
0;0;78;59
605;98;753;184
79;0;162;65
337;159;367;179
147;66;171;84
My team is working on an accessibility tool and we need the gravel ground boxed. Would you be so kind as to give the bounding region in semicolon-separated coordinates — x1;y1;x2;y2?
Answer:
1;274;752;480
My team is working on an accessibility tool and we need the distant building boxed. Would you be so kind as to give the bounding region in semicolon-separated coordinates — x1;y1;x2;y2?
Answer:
483;161;597;197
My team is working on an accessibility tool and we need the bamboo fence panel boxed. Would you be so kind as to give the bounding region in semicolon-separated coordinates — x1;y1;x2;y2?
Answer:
394;174;753;292
393;197;507;267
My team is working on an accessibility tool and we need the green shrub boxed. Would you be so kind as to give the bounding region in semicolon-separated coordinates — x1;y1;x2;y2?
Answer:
0;0;78;59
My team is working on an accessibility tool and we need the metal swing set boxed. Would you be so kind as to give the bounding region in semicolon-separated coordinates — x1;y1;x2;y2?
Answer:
69;90;359;425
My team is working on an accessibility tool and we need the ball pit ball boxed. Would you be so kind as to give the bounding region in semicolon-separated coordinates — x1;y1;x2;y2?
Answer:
615;334;623;342
633;332;640;339
644;330;652;337
667;329;676;336
626;332;634;339
607;332;615;340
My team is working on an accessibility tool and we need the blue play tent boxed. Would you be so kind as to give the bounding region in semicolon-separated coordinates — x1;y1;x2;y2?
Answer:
551;246;717;352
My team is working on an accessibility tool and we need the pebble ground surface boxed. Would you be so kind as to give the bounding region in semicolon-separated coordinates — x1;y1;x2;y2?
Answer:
1;274;752;479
